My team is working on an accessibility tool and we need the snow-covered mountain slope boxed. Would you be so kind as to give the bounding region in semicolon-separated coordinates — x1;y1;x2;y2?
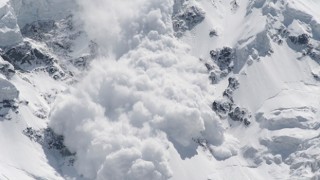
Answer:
0;0;93;179
0;0;320;179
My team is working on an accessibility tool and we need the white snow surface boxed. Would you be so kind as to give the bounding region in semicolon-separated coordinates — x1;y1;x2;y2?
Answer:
0;0;319;180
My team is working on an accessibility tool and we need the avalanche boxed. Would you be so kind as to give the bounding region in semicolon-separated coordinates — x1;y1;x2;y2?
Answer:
0;0;319;179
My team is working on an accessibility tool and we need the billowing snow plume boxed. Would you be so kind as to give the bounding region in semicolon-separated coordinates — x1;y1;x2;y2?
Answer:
50;0;224;179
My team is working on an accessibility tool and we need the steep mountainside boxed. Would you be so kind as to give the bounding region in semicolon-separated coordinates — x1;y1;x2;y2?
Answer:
0;0;319;180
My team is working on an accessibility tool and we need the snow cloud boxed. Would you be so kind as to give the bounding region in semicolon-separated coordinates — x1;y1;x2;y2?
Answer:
50;0;225;179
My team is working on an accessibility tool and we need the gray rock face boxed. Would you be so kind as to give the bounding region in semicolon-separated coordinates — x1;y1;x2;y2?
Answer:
223;77;240;101
303;47;320;64
229;107;251;126
23;127;74;157
21;20;57;40
0;15;96;80
312;71;320;81
212;100;232;116
227;77;240;90
1;42;65;79
289;33;310;45
209;29;218;37
212;99;251;126
210;47;235;71
212;76;251;126
173;4;205;36
2;42;53;67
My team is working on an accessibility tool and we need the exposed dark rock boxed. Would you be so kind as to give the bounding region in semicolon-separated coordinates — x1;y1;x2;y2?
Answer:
210;47;235;71
204;62;213;71
222;77;239;101
1;42;53;68
231;0;239;11
212;98;251;126
0;59;15;79
173;5;205;36
23;127;42;142
227;77;240;90
209;72;218;84
244;119;251;126
23;127;74;157
289;36;298;44
1;99;18;109
301;46;320;64
2;17;96;82
297;34;310;44
228;107;251;125
223;88;234;101
0;99;19;118
44;128;72;156
0;42;66;79
212;76;251;126
277;27;290;38
312;71;320;81
21;20;56;40
209;29;218;37
289;33;310;45
308;51;320;63
212;100;232;116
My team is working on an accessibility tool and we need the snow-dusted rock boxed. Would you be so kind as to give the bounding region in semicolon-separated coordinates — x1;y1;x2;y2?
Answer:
173;2;205;36
210;47;235;71
0;1;22;47
0;56;15;78
288;33;310;45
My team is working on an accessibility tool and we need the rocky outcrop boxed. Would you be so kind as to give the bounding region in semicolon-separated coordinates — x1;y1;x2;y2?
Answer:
21;20;57;40
173;3;205;37
212;77;251;126
1;41;66;79
229;107;251;126
23;127;74;157
289;33;310;45
0;57;15;79
210;47;235;72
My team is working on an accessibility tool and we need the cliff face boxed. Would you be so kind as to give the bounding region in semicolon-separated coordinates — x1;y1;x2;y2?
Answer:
0;0;320;179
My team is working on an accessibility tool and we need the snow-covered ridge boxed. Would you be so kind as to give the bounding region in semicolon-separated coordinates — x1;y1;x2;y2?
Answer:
0;0;93;179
